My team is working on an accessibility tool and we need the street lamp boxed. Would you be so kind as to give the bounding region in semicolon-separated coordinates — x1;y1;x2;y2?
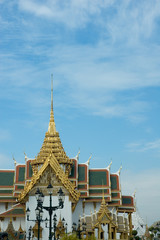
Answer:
45;213;57;240
62;217;68;234
26;188;45;240
27;226;32;240
42;183;65;240
72;219;86;239
53;213;57;240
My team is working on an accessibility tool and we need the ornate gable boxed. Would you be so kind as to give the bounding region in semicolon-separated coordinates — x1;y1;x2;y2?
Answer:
97;198;113;225
18;152;80;203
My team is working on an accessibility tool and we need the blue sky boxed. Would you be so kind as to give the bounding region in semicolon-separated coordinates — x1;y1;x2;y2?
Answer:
0;0;160;225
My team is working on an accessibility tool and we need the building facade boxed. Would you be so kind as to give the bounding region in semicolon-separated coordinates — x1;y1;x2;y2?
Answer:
0;80;135;239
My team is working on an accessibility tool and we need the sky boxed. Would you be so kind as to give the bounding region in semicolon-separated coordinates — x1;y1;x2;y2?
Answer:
0;0;160;226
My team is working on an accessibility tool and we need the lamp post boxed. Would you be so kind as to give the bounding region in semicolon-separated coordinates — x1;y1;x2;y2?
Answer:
26;188;45;240
45;213;57;240
53;213;57;240
72;219;86;239
62;217;68;234
42;183;65;240
27;226;32;240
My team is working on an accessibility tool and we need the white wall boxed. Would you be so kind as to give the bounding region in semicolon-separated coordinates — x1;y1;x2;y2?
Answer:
26;194;72;239
1;218;9;231
13;217;25;231
0;203;25;232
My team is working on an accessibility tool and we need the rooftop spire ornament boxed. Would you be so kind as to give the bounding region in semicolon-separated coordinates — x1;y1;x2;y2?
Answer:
48;74;56;134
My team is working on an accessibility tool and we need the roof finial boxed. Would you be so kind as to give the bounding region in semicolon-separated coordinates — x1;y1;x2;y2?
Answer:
133;190;137;210
48;74;56;133
74;149;80;161
51;74;53;112
85;154;92;166
13;155;16;167
116;165;122;175
106;159;112;171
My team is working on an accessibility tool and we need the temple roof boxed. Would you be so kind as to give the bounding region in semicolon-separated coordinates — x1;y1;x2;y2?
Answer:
0;203;25;218
0;170;14;187
0;170;16;202
118;196;135;212
31;76;73;169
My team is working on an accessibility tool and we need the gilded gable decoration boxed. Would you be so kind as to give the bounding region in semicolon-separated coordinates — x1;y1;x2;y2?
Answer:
18;152;80;203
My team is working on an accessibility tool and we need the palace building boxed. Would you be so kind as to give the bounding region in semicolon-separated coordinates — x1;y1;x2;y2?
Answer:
0;78;135;239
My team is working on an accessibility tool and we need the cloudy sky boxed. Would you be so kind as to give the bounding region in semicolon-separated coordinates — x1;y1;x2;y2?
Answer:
0;0;160;226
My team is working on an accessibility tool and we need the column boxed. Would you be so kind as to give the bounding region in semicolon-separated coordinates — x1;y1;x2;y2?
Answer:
108;223;112;240
128;213;132;238
120;232;124;239
113;227;117;240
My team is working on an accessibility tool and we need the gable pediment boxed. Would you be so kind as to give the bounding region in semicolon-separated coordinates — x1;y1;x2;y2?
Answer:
18;152;80;203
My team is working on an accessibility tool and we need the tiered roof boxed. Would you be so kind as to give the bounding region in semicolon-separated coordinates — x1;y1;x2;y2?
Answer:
0;77;135;219
69;159;124;206
0;203;24;218
0;155;134;212
0;170;16;203
13;164;25;197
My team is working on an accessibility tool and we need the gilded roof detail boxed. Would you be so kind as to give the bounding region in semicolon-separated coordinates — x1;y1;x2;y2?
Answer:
18;152;80;203
31;91;72;167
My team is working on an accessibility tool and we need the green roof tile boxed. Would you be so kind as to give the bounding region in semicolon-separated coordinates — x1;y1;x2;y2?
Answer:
122;196;132;205
109;200;119;204
17;185;24;190
78;165;86;182
111;193;118;197
89;170;107;186
0;171;14;186
89;189;108;194
0;190;13;193
1;208;25;216
78;184;86;190
110;175;118;190
18;167;25;182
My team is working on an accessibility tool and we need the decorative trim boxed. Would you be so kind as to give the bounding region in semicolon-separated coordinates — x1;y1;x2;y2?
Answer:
18;152;80;203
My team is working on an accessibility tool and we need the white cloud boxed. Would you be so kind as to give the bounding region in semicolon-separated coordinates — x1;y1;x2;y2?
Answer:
106;0;160;44
18;1;53;18
121;168;160;225
18;0;111;28
127;139;160;152
18;0;160;42
1;0;160;122
0;42;158;121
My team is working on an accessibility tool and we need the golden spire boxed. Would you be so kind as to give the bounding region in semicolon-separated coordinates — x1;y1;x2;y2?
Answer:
101;181;106;205
48;74;56;134
31;75;73;173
